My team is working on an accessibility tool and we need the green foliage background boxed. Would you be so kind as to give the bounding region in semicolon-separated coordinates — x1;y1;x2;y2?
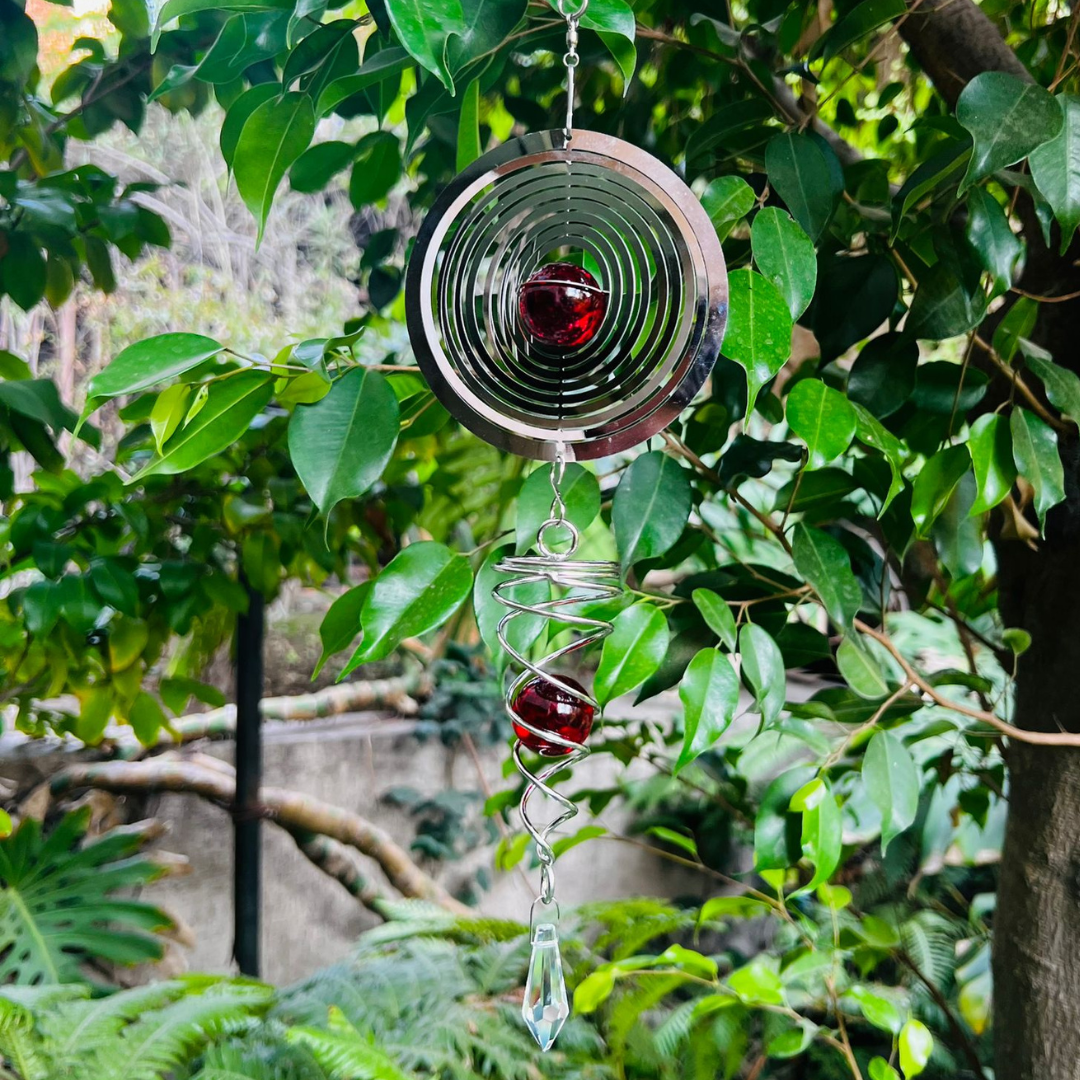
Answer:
4;0;1080;1076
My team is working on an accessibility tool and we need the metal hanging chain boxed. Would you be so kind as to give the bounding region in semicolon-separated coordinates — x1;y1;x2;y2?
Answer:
556;0;589;138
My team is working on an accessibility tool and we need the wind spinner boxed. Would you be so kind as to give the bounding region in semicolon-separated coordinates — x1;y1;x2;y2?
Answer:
405;0;728;1050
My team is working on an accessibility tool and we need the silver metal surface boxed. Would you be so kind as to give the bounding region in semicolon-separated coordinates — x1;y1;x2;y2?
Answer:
406;130;729;461
494;457;620;924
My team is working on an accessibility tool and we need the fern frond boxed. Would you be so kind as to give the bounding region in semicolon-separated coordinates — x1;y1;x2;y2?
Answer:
286;1019;417;1080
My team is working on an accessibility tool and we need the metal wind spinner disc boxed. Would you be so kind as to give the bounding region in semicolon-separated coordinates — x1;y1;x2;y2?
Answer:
405;129;728;461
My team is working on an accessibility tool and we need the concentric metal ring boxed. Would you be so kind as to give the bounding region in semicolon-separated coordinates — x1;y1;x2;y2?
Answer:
405;129;728;461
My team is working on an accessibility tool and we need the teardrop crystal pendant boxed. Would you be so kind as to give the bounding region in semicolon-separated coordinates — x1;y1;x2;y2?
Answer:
522;923;570;1051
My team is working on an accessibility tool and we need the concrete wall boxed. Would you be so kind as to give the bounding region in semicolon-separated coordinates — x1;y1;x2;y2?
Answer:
57;709;704;985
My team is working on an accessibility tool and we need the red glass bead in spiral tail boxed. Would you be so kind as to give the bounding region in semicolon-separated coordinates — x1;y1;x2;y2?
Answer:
511;674;595;756
518;263;607;350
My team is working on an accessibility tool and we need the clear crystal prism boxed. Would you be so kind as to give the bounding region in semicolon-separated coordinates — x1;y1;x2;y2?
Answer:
522;922;569;1051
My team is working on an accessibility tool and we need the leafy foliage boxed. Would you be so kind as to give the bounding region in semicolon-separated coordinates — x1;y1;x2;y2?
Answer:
7;0;1080;1075
0;809;174;986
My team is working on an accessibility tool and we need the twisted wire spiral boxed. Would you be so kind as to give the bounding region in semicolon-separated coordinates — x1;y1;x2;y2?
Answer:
494;482;620;917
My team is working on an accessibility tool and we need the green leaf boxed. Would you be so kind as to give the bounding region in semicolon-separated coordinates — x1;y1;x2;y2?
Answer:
348;131;401;208
837;635;890;699
847;986;903;1034
755;766;815;870
574;968;616;1013
729;958;784;1005
674;648;739;774
864;731;919;853
852;403;906;514
1011;406;1065;532
818;0;905;62
1022;348;1080;421
721;268;793;414
717;434;804;486
314;583;369;678
957;72;1062;192
906;263;987;340
847;334;918;419
220;83;279;172
288;367;399;517
1;234;46;311
898;1019;933;1078
89;558;140;617
290;140;359;193
612;451;692;571
700;176;755;241
966;413;1016;515
1031;94;1080;253
739;623;785;724
129;691;168;744
965;186;1022;295
0;810;172;984
384;0;463;91
692;588;737;650
132;371;273;480
911;445;970;537
765;132;838;241
579;0;635;53
150;383;191;454
448;0;528;75
473;543;546;673
234;91;316;244
516;463;600;554
686;99;774;163
595;603;669;708
345;541;472;668
993;296;1038;363
892;140;970;233
87;333;223;402
792;523;861;630
317;48;412;116
751;207;817;319
870;1058;901;1080
456;78;481;171
786;378;857;469
152;0;292;46
790;777;842;894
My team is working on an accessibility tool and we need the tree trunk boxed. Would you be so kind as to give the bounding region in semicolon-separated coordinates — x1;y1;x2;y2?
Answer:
895;4;1080;1074
995;530;1080;1080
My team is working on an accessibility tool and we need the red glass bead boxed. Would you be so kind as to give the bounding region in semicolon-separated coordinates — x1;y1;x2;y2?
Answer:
518;263;607;350
511;674;595;756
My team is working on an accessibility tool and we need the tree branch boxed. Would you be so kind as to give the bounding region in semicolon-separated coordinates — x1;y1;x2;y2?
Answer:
854;619;1080;746
50;755;471;915
897;0;1032;108
111;670;434;760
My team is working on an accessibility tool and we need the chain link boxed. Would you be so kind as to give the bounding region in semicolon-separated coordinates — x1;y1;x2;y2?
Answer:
555;0;588;138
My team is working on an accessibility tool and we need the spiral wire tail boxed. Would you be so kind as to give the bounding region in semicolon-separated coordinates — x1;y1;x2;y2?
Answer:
496;456;619;904
495;453;620;1048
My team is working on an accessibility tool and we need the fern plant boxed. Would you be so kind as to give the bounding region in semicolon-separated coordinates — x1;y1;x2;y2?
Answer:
0;977;273;1080
0;809;174;985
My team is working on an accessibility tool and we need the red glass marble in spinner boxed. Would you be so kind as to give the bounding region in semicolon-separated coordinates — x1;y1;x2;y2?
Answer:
511;674;595;756
517;263;607;350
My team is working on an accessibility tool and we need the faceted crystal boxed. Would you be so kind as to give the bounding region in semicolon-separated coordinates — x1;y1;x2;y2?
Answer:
511;675;594;757
517;263;607;350
522;923;570;1051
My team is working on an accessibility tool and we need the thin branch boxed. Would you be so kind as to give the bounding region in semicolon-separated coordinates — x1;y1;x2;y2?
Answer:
854;619;1080;747
661;431;795;556
112;670;433;759
897;948;990;1079
50;756;471;914
973;334;1068;432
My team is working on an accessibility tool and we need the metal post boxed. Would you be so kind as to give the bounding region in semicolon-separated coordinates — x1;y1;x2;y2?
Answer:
233;583;265;977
